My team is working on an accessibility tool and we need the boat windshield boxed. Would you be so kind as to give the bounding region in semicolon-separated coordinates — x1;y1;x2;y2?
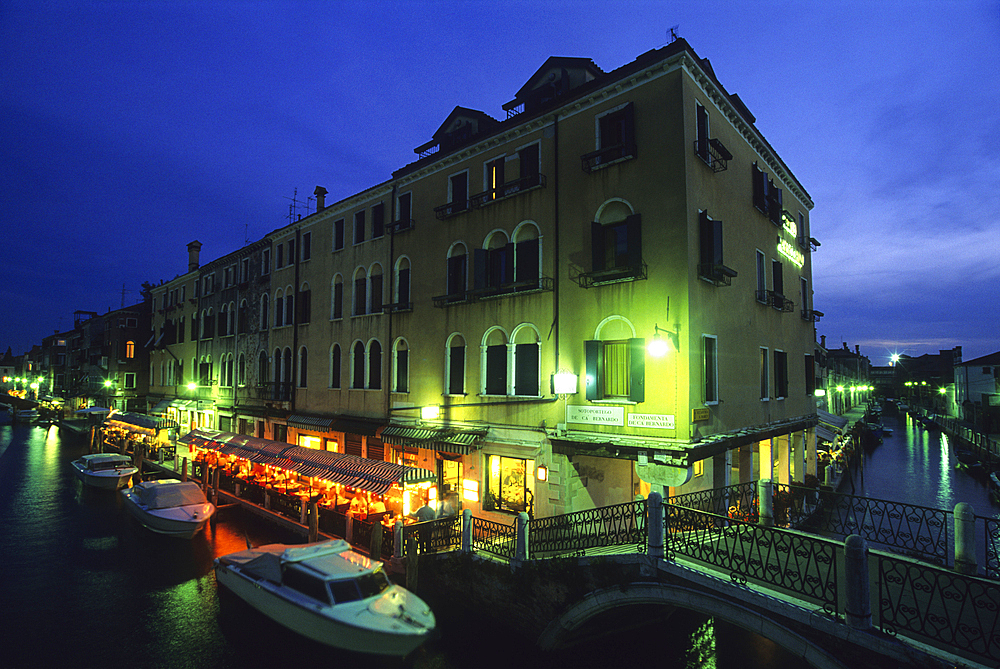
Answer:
356;568;391;599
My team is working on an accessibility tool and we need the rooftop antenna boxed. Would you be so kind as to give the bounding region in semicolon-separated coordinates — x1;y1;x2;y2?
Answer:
668;25;679;43
120;283;129;308
284;188;311;223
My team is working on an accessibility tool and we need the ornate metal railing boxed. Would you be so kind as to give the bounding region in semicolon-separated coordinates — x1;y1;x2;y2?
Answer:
664;504;840;614
780;486;951;566
670;480;759;520
401;515;463;557
470;515;517;560
984;516;1000;580
528;499;646;558
877;552;1000;664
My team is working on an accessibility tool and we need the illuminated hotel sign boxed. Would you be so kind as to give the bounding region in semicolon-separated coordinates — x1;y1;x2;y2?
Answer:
777;238;804;268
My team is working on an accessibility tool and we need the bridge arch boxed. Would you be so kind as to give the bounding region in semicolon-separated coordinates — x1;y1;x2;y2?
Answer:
538;583;848;669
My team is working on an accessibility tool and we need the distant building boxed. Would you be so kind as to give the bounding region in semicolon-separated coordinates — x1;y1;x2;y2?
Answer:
954;351;1000;431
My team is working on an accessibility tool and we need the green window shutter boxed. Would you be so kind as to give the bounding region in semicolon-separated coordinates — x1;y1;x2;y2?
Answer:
628;338;645;403
585;340;604;400
625;213;642;271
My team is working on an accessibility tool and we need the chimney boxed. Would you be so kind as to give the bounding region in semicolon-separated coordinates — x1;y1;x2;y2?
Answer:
314;186;328;212
187;240;202;272
855;345;860;355
820;335;826;348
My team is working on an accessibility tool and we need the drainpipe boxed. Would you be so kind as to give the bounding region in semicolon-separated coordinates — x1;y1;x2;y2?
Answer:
552;111;561;377
386;184;397;421
291;228;301;412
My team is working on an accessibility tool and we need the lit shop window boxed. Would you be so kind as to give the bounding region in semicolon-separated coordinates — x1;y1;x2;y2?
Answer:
486;455;531;514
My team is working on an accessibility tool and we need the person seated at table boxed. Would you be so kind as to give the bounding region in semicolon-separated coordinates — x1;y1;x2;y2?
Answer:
369;497;386;514
349;491;369;518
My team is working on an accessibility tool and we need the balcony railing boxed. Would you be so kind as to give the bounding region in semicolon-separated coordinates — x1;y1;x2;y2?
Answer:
470;173;546;208
577;262;647;288
801;309;824;322
697;263;738;286
581;143;637;173
255;381;292;402
434;200;470;220
389;218;414;234
381;301;413;314
756;290;794;312
694;138;732;172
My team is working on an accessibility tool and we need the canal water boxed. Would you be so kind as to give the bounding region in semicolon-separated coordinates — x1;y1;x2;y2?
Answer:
2;423;819;669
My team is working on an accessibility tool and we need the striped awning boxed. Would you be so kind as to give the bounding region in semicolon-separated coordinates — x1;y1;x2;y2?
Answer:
181;429;434;495
288;414;335;430
380;425;485;454
149;399;172;415
816;425;838;443
106;412;181;436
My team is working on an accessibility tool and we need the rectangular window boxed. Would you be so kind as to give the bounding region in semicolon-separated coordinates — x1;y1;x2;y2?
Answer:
370;274;383;314
396;193;411;229
124;372;136;389
519;143;540;180
333;219;345;251
354;277;366;315
800;277;809;315
772;259;785;308
276;244;284;269
805;354;816;396
698;211;725;281
514;343;539;396
591;214;641;275
598;103;634;152
485;344;507;395
261;249;271;275
449;172;468;212
760;348;769;400
301;232;311;261
240;257;250;283
487;156;505;199
487;455;529;514
447;254;467;298
703;335;718;404
448;345;465;395
756;250;767;303
298;289;311;324
584;339;644;403
696;102;710;161
372;203;384;239
774;350;788;399
354;211;365;244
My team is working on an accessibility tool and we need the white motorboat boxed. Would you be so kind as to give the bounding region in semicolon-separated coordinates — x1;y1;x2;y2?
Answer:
71;453;138;490
214;540;436;657
121;480;215;539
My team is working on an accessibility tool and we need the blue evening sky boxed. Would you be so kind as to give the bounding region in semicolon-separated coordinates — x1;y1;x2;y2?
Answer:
2;0;998;363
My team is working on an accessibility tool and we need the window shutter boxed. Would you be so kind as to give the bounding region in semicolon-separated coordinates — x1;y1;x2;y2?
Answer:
503;243;515;285
625;214;642;271
397;268;410;305
772;260;784;296
628;338;645;403
333;283;343;319
515;238;539;285
696;103;709;157
473;248;488;290
370;275;382;313
354;278;366;315
591;221;606;272
514;343;539;396
622;102;635;148
752;164;766;212
585;340;604;400
486;344;507;395
449;345;464;394
396;349;408;392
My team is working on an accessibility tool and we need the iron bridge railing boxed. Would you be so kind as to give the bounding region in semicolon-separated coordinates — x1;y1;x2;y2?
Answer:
528;499;646;558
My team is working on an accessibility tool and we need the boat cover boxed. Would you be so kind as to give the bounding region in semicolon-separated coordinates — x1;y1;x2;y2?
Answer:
136;481;207;509
83;453;133;470
219;544;286;582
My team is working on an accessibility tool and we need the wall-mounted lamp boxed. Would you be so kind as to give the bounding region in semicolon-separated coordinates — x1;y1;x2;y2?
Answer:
537;465;548;482
421;405;440;421
187;382;198;391
648;324;679;358
551;370;578;396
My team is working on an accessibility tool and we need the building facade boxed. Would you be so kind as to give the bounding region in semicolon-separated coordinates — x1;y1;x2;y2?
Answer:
144;39;821;520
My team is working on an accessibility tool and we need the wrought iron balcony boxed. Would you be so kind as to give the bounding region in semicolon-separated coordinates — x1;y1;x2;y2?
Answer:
432;291;472;308
581;143;637;173
801;309;824;322
434;200;470;220
255;381;292;402
470;173;546;208
382;301;413;314
389;218;415;234
756;290;794;312
694;138;732;172
698;263;738;286
468;276;554;300
577;262;647;288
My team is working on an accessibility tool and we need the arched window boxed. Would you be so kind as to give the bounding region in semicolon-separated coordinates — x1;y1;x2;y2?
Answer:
282;348;293;384
258;350;269;389
298;282;311;324
272;348;282;384
330;344;341;389
513;221;541;288
446;243;468;302
591;200;641;278
369;264;383;314
331;274;344;320
368;340;382;390
298;347;308;387
284;285;294;325
585;316;644;403
237;353;246;387
393;257;411;310
125;340;135;359
475;230;511;293
482;328;509;396
353;267;368;316
274;289;284;327
447;334;466;395
352;341;365;389
512;324;540;396
260;294;269;331
228;301;236;335
393;339;408;393
238;299;248;334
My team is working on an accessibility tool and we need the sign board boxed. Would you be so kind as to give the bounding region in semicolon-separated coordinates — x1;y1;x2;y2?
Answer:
692;408;710;422
627;413;675;429
566;405;625;426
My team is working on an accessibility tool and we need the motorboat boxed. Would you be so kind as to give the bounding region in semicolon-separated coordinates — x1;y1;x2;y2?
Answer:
121;480;215;538
214;540;436;657
15;408;40;423
0;403;12;426
71;453;138;490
